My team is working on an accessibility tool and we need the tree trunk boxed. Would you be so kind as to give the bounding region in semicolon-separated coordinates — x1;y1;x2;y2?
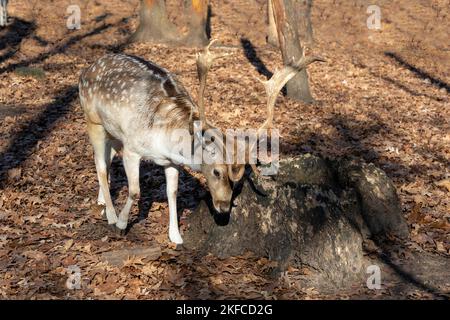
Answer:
130;0;180;44
0;0;7;27
184;155;409;289
272;0;314;103
183;0;209;47
296;0;314;46
267;0;314;48
267;0;278;46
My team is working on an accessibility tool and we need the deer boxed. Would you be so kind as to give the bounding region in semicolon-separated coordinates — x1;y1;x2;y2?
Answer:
78;40;324;244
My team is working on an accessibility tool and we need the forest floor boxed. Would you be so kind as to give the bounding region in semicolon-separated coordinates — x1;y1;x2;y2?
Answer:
0;0;449;299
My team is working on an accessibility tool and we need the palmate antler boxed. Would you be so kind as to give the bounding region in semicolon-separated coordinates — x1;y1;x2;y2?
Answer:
196;39;231;127
254;54;326;133
248;54;326;175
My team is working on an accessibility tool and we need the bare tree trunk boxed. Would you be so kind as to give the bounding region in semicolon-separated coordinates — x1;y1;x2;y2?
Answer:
267;0;278;46
272;0;314;103
130;0;180;43
296;0;314;46
0;0;8;27
183;0;209;46
267;0;314;48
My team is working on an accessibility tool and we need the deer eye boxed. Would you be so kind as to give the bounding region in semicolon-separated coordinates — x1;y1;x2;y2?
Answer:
213;169;221;178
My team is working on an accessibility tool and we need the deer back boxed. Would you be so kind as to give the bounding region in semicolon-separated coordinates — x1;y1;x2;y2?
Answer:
79;54;197;137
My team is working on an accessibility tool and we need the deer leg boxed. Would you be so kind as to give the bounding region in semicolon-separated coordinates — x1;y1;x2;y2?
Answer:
116;149;141;230
87;122;118;225
164;165;183;244
97;142;116;215
97;139;122;216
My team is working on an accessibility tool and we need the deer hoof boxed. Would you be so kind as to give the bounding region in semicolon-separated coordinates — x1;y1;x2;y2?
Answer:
108;224;126;236
116;228;127;237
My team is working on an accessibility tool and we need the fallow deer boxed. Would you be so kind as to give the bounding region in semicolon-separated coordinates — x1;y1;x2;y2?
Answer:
78;40;323;244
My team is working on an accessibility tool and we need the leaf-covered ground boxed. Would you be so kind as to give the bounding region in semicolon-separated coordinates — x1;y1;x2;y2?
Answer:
0;0;448;299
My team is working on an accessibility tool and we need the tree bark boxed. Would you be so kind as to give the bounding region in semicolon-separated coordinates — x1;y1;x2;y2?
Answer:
296;0;314;46
272;0;314;103
130;0;180;44
267;0;314;48
182;0;209;46
267;0;278;46
0;0;8;27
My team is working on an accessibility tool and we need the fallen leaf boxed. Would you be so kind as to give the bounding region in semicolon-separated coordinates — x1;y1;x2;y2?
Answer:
435;241;446;253
63;239;74;251
23;250;46;261
435;179;450;192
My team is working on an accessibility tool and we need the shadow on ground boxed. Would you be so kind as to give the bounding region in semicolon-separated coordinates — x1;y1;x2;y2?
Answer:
0;18;36;64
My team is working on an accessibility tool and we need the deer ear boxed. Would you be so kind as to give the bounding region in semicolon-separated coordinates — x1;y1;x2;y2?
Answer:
228;164;245;182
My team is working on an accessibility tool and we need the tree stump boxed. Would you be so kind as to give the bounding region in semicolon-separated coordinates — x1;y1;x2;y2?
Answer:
184;154;409;287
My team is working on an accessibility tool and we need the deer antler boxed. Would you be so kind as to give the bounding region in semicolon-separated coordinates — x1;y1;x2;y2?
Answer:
255;54;326;133
195;39;235;165
250;54;326;176
195;39;231;127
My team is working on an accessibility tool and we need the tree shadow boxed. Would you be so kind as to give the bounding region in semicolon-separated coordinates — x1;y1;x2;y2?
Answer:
87;40;131;54
371;72;446;103
0;16;130;75
0;85;78;189
0;18;36;64
326;112;384;162
240;37;288;96
372;242;449;300
31;35;49;47
240;37;273;80
206;4;212;40
94;13;111;23
385;51;449;92
329;109;447;177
